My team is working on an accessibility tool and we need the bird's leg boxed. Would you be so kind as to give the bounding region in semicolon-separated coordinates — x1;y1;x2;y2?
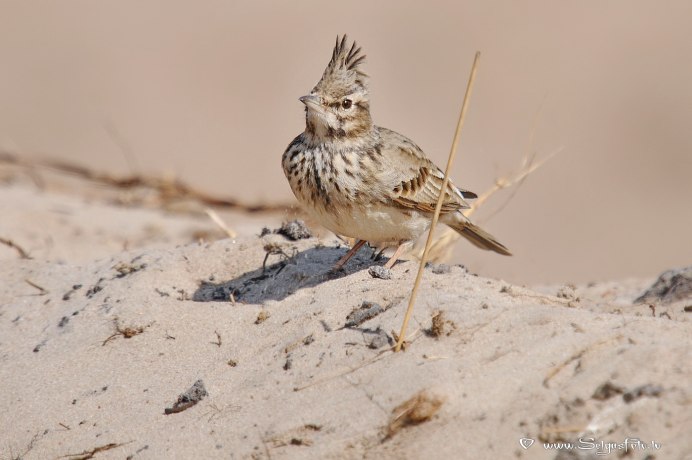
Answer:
372;246;387;261
333;239;367;270
383;243;407;269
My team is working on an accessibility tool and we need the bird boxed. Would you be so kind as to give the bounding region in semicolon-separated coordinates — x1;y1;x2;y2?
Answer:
282;35;511;270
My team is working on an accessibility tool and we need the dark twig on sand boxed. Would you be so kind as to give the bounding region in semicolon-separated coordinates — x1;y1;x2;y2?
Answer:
59;441;130;460
0;236;32;259
0;151;292;213
25;279;48;295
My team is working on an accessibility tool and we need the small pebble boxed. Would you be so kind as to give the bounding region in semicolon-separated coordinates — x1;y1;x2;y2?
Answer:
426;263;451;274
368;266;392;279
276;220;312;240
345;301;385;328
623;384;663;403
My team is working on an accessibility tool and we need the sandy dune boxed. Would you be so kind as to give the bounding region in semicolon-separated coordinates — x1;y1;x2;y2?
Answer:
1;182;690;459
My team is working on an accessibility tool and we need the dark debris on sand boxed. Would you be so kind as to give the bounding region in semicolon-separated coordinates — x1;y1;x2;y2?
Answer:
345;301;386;328
635;266;692;304
164;379;208;415
275;220;312;241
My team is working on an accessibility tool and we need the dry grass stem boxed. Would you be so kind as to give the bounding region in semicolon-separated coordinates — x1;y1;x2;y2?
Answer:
467;148;561;218
394;51;481;352
102;317;152;346
205;208;237;239
59;441;129;459
542;335;623;388
413;147;561;263
0;151;291;213
294;328;423;392
24;279;48;295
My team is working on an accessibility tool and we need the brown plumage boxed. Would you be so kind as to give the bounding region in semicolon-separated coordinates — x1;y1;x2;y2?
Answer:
282;35;511;269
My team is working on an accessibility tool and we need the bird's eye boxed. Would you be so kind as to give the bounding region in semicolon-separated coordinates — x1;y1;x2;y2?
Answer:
341;99;352;109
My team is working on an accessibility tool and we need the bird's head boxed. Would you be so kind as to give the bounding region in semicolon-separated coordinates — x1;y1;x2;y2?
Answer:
301;35;373;143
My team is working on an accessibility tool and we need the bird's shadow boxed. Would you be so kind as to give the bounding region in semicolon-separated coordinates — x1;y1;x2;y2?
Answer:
192;245;377;304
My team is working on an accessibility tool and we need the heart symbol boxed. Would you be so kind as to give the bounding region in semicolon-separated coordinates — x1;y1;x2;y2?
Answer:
519;438;535;449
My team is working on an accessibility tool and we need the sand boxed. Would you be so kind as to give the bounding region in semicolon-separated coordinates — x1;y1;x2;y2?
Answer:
2;4;692;457
1;179;690;460
3;1;692;285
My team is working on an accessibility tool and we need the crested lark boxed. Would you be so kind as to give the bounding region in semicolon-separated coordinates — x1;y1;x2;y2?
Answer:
282;36;511;270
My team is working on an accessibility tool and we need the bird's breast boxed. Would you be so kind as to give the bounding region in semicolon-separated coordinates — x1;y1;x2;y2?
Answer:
282;142;429;243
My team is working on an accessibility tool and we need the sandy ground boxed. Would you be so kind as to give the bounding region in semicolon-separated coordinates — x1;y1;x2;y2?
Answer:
1;179;690;460
2;4;692;458
2;1;692;284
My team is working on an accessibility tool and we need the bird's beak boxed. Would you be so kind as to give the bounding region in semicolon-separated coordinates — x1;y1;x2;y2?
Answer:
299;95;321;110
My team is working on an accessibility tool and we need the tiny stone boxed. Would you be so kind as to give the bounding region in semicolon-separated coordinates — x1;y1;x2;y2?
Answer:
592;381;624;401
368;266;392;279
164;379;208;415
635;265;692;304
276;220;312;240
345;301;385;328
426;263;451;274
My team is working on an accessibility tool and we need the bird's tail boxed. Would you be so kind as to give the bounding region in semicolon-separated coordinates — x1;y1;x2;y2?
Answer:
448;217;512;256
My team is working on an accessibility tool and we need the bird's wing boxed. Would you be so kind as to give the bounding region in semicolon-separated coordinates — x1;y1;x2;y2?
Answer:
375;127;476;214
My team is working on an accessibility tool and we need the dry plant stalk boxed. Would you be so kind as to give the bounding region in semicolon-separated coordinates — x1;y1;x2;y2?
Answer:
59;441;129;460
0;151;291;213
384;390;444;440
102;317;152;346
293;328;422;392
204;208;238;238
542;335;622;388
24;279;48;295
394;51;481;352
412;148;560;263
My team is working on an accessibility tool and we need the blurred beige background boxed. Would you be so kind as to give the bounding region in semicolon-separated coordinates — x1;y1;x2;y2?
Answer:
1;1;691;284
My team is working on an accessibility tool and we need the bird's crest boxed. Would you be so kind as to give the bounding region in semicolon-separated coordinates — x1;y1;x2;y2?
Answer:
313;35;368;97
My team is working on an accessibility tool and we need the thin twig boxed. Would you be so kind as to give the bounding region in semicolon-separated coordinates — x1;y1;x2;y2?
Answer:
412;147;559;262
467;147;561;218
205;208;237;238
294;328;423;391
394;52;481;352
25;279;48;295
0;236;32;259
0;151;291;213
59;441;130;459
542;336;622;387
211;330;222;347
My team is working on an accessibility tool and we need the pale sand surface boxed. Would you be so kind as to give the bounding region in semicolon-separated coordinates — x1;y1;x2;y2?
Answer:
1;182;690;459
2;3;692;457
